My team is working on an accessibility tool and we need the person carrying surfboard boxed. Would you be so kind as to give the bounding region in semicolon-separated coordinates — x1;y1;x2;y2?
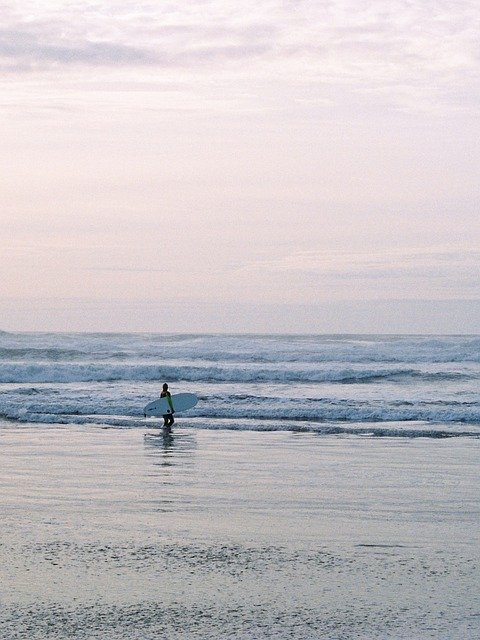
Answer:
160;383;175;431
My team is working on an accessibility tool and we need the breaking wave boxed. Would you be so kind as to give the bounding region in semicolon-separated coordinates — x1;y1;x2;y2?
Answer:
1;393;480;429
0;362;472;384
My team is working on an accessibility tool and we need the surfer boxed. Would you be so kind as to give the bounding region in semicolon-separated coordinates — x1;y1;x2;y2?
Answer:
160;383;175;431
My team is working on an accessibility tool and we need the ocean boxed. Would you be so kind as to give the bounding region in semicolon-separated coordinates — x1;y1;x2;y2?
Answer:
1;333;479;639
1;332;480;436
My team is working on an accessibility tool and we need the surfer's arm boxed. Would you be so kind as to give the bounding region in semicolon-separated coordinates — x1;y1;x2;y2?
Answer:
167;395;175;412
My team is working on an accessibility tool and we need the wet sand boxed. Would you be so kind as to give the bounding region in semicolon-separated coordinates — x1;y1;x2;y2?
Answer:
1;423;479;639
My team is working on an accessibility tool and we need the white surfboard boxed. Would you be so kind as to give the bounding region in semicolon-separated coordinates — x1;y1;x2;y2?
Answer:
144;393;198;417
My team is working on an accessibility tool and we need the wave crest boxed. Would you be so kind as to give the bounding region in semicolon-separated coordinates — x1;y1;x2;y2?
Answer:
0;362;472;384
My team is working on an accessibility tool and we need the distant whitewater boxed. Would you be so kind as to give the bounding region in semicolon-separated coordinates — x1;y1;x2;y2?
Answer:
0;333;479;438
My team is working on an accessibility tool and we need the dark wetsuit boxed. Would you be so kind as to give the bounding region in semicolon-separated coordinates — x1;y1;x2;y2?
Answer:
160;391;174;429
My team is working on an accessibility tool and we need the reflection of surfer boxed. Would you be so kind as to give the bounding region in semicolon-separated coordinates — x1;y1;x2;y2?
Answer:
160;383;175;431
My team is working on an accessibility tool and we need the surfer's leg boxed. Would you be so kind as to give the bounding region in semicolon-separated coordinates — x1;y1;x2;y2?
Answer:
163;414;174;430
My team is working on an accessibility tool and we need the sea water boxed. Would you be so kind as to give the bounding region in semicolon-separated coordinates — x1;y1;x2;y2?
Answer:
0;332;479;435
1;333;479;639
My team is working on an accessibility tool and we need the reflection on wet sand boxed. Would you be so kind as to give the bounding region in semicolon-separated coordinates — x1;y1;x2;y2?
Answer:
143;428;198;469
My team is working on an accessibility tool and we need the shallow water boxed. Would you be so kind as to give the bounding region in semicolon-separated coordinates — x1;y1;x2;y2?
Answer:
1;424;479;639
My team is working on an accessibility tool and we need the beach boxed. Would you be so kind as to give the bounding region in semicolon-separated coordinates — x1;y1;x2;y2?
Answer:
1;332;479;638
3;0;479;635
1;423;479;639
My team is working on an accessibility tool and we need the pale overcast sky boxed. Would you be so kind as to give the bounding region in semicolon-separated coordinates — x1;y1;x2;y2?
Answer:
1;0;479;332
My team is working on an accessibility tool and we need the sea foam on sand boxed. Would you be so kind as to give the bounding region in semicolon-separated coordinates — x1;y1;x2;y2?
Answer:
1;423;479;639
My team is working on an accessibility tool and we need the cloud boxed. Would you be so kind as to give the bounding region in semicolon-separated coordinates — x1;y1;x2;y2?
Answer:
84;267;165;272
0;29;272;75
0;1;276;71
249;246;480;274
2;2;477;73
0;28;158;67
243;246;480;298
1;1;479;116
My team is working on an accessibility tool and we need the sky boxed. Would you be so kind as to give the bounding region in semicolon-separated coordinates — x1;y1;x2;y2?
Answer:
1;0;479;332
